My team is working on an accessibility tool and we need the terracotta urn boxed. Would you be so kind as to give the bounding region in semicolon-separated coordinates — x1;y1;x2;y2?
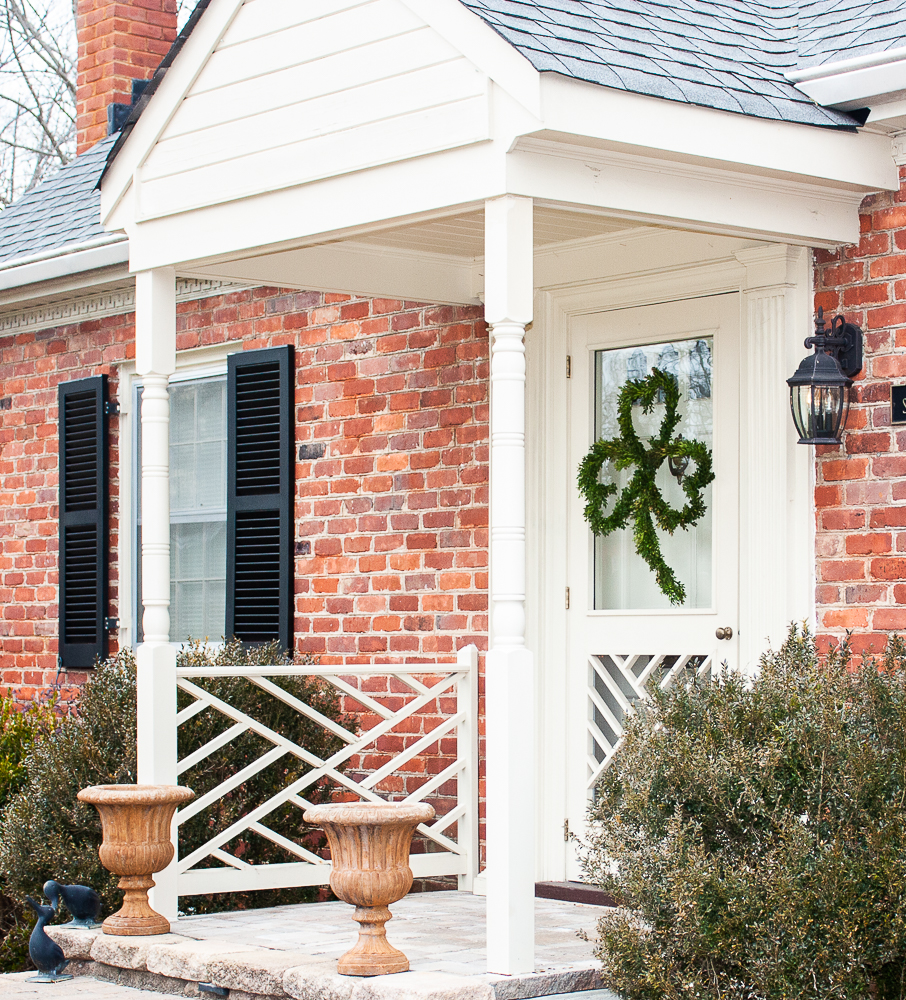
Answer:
77;784;194;936
303;801;435;976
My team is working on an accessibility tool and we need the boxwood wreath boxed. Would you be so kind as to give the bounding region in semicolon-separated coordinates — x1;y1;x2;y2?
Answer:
577;368;714;605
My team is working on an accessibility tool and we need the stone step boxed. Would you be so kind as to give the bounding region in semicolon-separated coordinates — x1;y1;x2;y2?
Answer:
48;926;614;1000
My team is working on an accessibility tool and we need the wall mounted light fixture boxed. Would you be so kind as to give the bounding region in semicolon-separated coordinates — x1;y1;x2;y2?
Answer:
787;308;863;445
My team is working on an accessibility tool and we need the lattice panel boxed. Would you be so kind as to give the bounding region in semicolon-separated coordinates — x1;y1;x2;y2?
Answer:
587;652;712;790
172;646;478;896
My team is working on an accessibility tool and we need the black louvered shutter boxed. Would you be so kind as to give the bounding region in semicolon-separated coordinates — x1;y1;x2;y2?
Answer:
58;376;109;667
226;346;294;649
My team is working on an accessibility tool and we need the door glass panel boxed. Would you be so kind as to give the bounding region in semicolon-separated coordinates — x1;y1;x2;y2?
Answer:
593;338;713;610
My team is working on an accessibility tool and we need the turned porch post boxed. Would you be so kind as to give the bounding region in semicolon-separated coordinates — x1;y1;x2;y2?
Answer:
135;266;179;920
484;195;535;976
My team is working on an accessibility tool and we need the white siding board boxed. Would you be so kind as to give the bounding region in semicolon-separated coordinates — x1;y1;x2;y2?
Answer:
137;0;492;222
192;0;423;94
145;59;485;180
221;0;368;46
165;27;456;137
139;96;490;220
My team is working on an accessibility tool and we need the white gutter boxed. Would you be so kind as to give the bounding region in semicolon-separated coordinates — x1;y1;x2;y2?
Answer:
0;234;129;292
787;46;906;83
786;48;906;111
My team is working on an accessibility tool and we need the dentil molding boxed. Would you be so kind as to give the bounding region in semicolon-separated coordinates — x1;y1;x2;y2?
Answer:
0;278;249;338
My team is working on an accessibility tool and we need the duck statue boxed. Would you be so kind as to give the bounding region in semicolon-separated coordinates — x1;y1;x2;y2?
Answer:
43;880;101;929
25;896;72;983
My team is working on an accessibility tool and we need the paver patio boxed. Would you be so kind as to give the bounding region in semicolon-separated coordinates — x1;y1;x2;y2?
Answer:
172;892;600;975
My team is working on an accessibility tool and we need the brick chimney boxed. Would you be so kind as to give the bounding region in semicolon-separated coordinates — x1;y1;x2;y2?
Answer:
76;0;178;154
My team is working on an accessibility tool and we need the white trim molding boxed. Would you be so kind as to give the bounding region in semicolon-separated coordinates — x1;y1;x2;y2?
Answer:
0;278;250;338
734;245;813;666
529;229;815;886
893;133;906;166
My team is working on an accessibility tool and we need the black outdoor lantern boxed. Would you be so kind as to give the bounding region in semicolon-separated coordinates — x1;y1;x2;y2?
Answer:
787;308;863;445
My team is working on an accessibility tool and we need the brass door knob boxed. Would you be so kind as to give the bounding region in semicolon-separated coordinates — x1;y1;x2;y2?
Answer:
715;626;733;640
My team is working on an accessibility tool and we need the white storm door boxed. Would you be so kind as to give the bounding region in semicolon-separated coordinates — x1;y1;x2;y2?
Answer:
566;294;740;875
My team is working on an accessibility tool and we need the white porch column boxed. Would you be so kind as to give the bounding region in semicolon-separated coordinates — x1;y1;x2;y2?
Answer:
135;267;178;919
484;195;535;975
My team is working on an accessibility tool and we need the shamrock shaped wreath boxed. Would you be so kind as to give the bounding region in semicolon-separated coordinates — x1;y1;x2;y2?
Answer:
577;367;714;606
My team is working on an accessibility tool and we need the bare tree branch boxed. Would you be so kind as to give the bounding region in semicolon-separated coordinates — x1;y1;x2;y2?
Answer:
0;0;75;207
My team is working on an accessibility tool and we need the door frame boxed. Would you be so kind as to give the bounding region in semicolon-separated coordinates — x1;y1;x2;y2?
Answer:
526;233;815;883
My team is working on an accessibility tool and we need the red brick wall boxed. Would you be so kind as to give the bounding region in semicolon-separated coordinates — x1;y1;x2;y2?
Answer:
813;164;906;654
174;288;490;662
1;287;489;855
1;286;489;693
0;314;131;706
76;0;177;153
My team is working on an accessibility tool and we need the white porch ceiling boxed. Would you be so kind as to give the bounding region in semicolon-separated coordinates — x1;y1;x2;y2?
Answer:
353;207;635;258
177;204;651;305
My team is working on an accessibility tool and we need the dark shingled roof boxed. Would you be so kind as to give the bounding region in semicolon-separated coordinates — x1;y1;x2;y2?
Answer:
1;0;891;270
0;136;115;265
459;0;862;127
797;0;906;70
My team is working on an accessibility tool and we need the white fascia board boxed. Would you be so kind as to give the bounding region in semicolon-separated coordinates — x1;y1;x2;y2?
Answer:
507;139;865;246
99;0;243;225
787;48;906;111
539;74;898;194
868;98;906;128
0;238;129;294
182;240;481;304
398;0;540;117
124;139;508;272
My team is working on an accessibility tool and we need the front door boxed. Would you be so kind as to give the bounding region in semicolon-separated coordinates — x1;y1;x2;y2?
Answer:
565;294;740;877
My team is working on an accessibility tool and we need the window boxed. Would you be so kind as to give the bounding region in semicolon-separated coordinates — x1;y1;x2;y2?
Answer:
170;377;227;641
133;345;294;648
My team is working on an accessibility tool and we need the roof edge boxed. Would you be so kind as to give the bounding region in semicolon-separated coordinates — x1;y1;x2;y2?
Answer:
0;233;126;275
98;0;213;188
0;240;130;294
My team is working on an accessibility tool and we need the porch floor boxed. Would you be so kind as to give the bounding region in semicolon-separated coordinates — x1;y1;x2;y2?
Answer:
48;892;615;999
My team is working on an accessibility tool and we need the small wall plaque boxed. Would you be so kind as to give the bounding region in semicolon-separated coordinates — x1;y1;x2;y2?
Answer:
893;385;906;424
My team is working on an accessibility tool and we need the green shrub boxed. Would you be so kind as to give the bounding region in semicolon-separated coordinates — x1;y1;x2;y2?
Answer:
0;652;137;973
0;691;58;973
582;625;906;1000
0;640;351;970
0;692;56;810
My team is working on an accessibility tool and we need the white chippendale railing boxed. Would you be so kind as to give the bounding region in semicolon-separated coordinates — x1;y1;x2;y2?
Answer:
587;651;712;790
169;644;478;898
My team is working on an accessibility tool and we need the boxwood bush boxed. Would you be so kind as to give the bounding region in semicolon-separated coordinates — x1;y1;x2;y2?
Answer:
0;640;350;971
582;625;906;1000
